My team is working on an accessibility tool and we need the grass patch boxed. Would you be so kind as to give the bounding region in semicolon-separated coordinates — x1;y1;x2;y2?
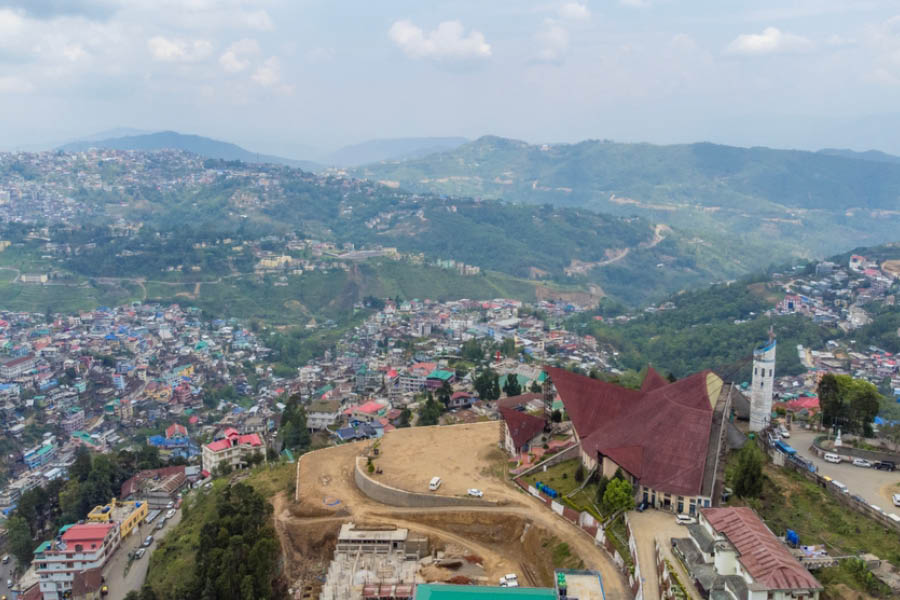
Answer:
521;458;599;512
818;558;893;599
541;537;585;571
606;515;634;571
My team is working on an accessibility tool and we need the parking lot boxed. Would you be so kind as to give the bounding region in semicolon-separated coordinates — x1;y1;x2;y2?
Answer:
102;508;182;600
789;429;900;512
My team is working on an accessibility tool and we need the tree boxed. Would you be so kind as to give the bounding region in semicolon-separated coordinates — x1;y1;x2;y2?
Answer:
818;373;844;430
461;339;483;362
551;409;562;423
595;475;610;505
7;515;34;566
70;445;93;482
398;407;411;428
474;369;500;401
602;478;634;514
418;392;442;426
437;379;453;408
733;444;764;498
500;337;516;357
846;379;880;437
503;375;522;397
529;380;542;393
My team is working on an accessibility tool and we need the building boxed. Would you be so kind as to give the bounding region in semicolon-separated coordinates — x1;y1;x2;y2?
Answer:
201;428;263;474
1;353;38;378
20;273;49;284
546;366;730;515
23;439;56;470
120;466;189;507
499;406;546;456
35;522;120;600
61;408;85;434
674;506;822;600
87;498;148;538
308;398;341;431
749;336;776;432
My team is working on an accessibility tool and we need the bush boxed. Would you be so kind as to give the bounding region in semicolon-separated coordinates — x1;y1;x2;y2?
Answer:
575;465;585;483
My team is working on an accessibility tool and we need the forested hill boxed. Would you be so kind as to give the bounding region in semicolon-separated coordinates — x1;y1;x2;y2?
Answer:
349;136;900;260
0;150;756;307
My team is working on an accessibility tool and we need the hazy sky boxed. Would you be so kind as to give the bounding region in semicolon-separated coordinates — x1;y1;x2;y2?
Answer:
2;0;900;157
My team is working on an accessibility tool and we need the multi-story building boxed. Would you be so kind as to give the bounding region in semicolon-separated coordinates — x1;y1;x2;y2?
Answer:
23;439;56;470
0;353;38;378
61;407;85;434
35;522;120;600
308;399;341;431
201;428;263;474
87;498;148;539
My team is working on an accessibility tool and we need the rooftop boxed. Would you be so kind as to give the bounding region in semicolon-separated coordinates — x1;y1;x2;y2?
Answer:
701;507;821;591
414;584;557;600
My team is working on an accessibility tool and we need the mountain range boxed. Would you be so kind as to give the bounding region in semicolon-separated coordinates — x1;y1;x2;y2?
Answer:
58;131;323;171
349;135;900;261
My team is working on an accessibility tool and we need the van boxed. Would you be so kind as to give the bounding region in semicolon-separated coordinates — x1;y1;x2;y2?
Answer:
823;453;841;464
1;555;8;564
830;480;848;493
428;476;442;491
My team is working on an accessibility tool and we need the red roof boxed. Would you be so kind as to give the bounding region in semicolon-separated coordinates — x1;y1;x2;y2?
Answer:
207;432;262;453
497;392;543;410
62;522;115;545
499;407;546;451
702;507;821;591
546;366;717;496
166;423;187;439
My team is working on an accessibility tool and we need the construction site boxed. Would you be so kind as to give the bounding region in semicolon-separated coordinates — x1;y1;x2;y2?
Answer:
275;421;625;600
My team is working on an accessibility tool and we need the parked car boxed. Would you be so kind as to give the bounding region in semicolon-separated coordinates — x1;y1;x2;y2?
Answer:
467;489;483;498
852;458;873;468
779;427;790;438
1;555;8;564
165;509;176;520
5;581;10;589
823;453;841;464
166;501;175;509
892;493;900;507
134;548;146;559
143;536;154;547
676;515;697;525
875;460;896;471
428;476;442;491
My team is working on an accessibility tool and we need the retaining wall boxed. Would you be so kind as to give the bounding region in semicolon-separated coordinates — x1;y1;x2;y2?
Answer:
514;443;581;479
353;457;498;508
810;436;900;464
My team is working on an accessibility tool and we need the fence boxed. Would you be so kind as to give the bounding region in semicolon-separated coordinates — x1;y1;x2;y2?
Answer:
513;476;640;599
761;435;900;533
654;540;687;600
809;435;900;464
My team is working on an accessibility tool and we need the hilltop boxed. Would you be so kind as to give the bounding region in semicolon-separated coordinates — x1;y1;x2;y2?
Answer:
59;130;321;171
324;136;468;167
350;135;900;260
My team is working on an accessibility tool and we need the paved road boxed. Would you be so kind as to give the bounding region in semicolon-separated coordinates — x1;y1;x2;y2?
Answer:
789;429;900;512
0;556;19;597
103;509;182;600
629;510;703;600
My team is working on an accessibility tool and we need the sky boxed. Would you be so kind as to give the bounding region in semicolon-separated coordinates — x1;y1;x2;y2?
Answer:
2;0;900;158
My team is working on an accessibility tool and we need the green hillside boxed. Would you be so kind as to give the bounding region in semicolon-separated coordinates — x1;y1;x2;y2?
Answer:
351;136;900;258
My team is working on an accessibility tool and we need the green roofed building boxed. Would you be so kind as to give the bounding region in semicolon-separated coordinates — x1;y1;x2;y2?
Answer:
414;584;556;600
498;373;531;392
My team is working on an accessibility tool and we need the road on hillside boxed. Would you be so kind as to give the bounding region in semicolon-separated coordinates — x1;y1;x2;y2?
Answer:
789;429;900;512
103;509;182;600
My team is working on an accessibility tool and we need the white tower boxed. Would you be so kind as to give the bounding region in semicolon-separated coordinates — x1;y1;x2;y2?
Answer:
749;330;776;432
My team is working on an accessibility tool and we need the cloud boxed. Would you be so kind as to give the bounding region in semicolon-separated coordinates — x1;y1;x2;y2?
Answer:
0;8;24;35
725;27;813;56
251;56;291;92
0;0;118;20
535;21;569;64
219;38;260;73
671;33;698;52
148;36;213;62
619;0;649;7
62;43;89;62
0;75;34;92
864;15;900;84
559;2;590;21
243;9;273;31
389;19;491;61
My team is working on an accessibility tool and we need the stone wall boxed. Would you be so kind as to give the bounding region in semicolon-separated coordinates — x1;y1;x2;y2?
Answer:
353;458;498;508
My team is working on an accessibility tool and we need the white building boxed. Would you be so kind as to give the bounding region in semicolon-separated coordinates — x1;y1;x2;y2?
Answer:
201;428;264;474
308;399;341;431
749;336;776;432
35;522;120;600
678;507;822;600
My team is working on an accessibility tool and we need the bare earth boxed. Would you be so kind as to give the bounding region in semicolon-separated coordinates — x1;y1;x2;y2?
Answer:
281;423;630;599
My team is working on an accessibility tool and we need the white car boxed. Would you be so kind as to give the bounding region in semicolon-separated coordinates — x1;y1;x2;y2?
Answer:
852;458;873;468
676;515;697;525
893;493;900;507
779;427;790;438
467;488;484;498
166;509;177;520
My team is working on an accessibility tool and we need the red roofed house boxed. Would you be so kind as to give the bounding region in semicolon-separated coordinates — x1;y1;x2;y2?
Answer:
546;366;730;515
677;506;822;600
35;522;120;600
202;429;263;474
166;423;188;439
499;407;546;456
